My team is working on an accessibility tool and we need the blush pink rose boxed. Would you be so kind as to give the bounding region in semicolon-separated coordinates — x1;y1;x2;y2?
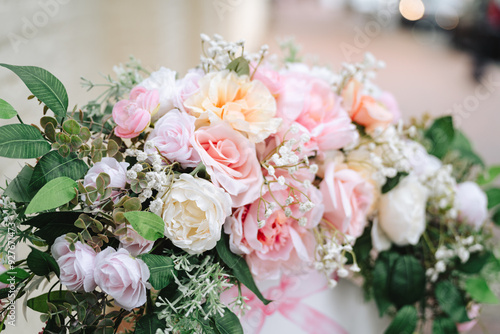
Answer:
145;110;200;168
173;68;203;113
251;63;283;96
342;80;394;132
112;86;159;138
191;122;263;207
51;235;97;292
456;182;488;230
115;224;155;257
320;162;374;238
94;247;150;311
83;157;129;202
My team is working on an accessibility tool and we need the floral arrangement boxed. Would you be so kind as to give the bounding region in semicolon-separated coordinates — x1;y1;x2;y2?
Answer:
0;34;498;334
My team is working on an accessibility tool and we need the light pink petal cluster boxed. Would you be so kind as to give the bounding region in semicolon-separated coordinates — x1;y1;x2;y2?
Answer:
115;223;155;257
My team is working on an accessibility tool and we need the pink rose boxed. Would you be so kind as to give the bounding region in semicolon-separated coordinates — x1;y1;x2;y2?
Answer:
115;224;155;257
320;162;374;238
94;247;150;311
277;71;357;153
251;63;283;96
456;182;488;230
457;304;480;332
83;157;129;202
342;80;394;132
51;235;97;292
191;122;263;207
145;110;200;168
112;86;159;138
379;91;401;124
138;67;177;122
173;68;203;113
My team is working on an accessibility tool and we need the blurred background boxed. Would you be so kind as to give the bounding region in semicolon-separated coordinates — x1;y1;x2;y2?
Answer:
0;0;499;333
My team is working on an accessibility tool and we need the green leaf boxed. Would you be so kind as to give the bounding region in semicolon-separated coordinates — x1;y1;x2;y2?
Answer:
373;251;398;316
0;98;17;119
22;211;82;245
457;252;492;274
26;247;60;277
226;57;250;76
389;255;426;307
425;116;455;159
465;277;499;304
0;124;50;159
139;254;176;290
450;130;484;167
28;151;88;193
435;281;469;323
432;317;458;334
382;172;408;194
493;209;500;226
477;165;500;185
384;305;418;334
216;232;271;305
0;267;30;284
0;63;68;118
27;290;69;313
25;177;77;214
4;165;34;202
134;314;166;334
213;308;244;334
486;188;500;209
123;211;163;241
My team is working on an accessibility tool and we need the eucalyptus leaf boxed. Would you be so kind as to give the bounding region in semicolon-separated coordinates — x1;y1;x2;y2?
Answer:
139;254;176;290
123;211;163;241
0;98;17;119
0;124;50;159
25;177;77;214
0;63;68;118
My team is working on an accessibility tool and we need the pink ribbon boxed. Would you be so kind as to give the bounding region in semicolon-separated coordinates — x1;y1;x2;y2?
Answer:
222;271;347;334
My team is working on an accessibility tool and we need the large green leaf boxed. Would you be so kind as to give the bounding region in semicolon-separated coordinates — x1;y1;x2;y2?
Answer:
373;251;399;316
465;277;499;304
477;165;500;186
0;98;17;119
134;314;166;334
384;305;418;334
139;254;176;290
123;211;163;241
213;308;244;334
457;252;492;274
25;177;77;214
424;116;455;159
216;232;271;305
435;281;469;323
389;255;425;307
432;317;458;334
486;188;500;209
27;290;69;313
450;130;484;167
0;63;68;118
22;211;83;245
0;124;50;158
4;165;34;202
26;247;60;277
0;267;30;284
28;151;88;192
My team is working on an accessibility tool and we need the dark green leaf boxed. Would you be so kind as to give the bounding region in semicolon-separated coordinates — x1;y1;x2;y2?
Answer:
123;211;163;241
465;277;499;304
425;116;455;159
0;63;68;118
25;177;77;214
28;151;88;193
213;308;244;334
432;317;458;334
0;124;50;158
493;209;500;226
382;172;408;194
373;251;398;316
389;255;425;307
477;165;500;186
134;314;166;334
226;57;250;76
0;98;17;119
4;165;34;202
384;305;418;334
435;281;469;323
457;252;492;274
22;211;82;245
216;232;271;305
0;267;30;284
139;254;176;290
27;290;69;313
486;188;500;209
27;247;60;277
0;288;9;299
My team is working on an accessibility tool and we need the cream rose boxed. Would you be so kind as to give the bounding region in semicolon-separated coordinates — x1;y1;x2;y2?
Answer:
184;70;281;143
160;174;232;254
377;175;429;247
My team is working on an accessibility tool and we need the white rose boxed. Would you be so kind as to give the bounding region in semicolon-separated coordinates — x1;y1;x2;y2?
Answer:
455;182;488;230
377;175;429;247
139;67;177;122
160;174;232;254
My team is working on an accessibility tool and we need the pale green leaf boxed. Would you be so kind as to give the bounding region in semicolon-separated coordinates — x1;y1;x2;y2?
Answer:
0;124;50;158
25;177;77;214
0;98;17;119
123;211;163;241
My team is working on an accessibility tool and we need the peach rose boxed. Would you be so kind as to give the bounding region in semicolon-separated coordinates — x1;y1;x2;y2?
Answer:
112;86;159;138
319;162;374;238
184;70;281;143
342;79;394;133
191;122;263;207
